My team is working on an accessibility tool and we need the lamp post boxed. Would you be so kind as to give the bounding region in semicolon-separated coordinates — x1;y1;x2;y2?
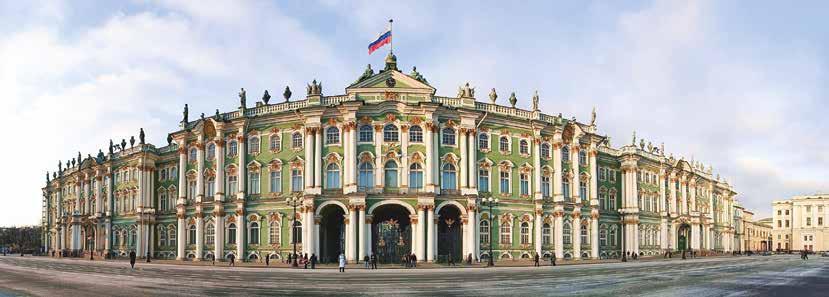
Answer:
485;195;498;267
286;195;302;268
87;234;93;260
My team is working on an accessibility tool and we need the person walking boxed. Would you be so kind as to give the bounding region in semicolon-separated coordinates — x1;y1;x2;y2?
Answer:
129;250;136;269
229;253;236;267
551;253;557;266
303;253;309;269
411;253;417;268
338;253;346;272
310;254;317;269
370;253;378;269
364;255;370;269
265;254;270;266
534;253;540;267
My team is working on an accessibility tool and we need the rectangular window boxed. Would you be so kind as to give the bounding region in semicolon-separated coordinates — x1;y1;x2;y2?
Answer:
499;171;510;194
291;169;303;192
579;182;587;201
359;126;373;142
409;127;423;143
520;174;529;196
270;171;282;193
478;169;489;192
599;168;606;181
248;172;260;194
806;217;811;226
541;176;550;198
609;170;616;182
806;206;811;212
819;217;823;226
563;181;570;200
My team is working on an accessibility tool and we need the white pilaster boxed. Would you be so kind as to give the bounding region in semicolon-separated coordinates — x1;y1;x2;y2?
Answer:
358;207;366;259
426;207;435;262
347;209;357;261
195;216;204;260
314;128;322;191
417;206;425;261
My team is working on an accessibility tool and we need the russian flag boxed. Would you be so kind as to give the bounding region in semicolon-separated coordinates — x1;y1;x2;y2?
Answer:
368;30;392;55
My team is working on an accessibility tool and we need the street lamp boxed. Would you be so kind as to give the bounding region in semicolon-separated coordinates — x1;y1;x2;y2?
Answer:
485;196;499;267
286;195;302;268
87;234;93;260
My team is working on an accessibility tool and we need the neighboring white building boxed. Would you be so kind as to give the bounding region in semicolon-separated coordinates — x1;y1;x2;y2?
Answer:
772;195;829;252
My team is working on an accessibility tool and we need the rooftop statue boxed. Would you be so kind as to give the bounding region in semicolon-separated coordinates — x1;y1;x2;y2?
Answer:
214;109;220;119
182;104;189;124
121;139;126;150
262;90;271;104
307;80;322;96
639;139;645;150
591;107;597;126
97;149;104;162
458;82;475;98
356;64;374;84
508;92;517;108
489;88;497;104
239;88;247;109
532;91;539;111
647;141;653;152
46;171;50;183
109;139;114;155
130;136;135;148
283;86;292;102
661;142;665;155
409;66;428;84
200;113;205;121
167;134;173;145
77;152;81;165
632;131;636;145
58;160;62;172
139;128;145;144
53;172;57;179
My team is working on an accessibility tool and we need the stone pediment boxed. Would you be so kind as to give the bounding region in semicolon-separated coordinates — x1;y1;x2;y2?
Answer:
346;69;435;95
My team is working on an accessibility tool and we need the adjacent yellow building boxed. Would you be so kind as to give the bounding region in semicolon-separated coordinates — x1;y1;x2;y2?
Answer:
772;194;829;252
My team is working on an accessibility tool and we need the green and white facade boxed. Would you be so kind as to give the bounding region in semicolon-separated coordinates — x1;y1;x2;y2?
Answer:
41;54;739;263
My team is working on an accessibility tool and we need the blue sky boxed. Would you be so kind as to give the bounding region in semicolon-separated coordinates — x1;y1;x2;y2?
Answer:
1;0;827;226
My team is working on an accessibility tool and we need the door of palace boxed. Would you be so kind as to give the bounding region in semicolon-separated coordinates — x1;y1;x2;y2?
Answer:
374;219;411;264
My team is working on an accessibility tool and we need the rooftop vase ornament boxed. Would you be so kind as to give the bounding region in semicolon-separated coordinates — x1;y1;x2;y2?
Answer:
139;128;145;144
283;86;292;102
58;160;62;172
239;88;247;109
489;88;497;104
262;90;271;104
130;136;135;148
53;172;57;179
71;159;75;167
508;92;517;108
182;104;189;124
532;91;539;111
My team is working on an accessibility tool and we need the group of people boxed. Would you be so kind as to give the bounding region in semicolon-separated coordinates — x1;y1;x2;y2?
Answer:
286;253;318;269
800;250;809;260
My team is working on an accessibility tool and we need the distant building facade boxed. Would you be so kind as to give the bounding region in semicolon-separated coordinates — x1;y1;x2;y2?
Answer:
735;207;771;252
42;54;743;263
772;195;829;252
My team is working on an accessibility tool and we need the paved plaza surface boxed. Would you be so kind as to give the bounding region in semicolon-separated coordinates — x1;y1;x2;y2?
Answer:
0;255;826;296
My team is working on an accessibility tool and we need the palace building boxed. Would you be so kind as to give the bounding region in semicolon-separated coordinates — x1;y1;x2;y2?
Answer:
41;53;742;263
772;194;829;252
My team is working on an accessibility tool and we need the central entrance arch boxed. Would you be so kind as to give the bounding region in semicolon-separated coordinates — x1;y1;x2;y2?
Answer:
371;203;412;264
437;202;464;263
318;203;347;263
677;223;691;251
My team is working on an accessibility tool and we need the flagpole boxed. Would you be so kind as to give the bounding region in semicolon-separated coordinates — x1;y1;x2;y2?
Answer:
389;19;393;54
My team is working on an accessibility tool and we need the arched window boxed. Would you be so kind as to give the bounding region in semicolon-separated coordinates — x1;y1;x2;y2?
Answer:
599;188;608;210
519;173;529;196
478;168;490;192
409;126;423;143
129;228;137;247
478;133;489;150
159;192;168;212
249;137;260;154
441;163;457;190
270;135;281;151
248;171;260;194
442;128;456;145
269;221;281;245
499;136;510;152
159;228;167;246
580;224;588;245
249;222;260;245
520;222;530;244
188;225;196;245
291;168;303;192
292;132;303;148
226;223;237;245
359;125;373;142
358;162;374;191
563;221;572;244
480;220;490;243
500;221;512;244
609;189;617;210
292;221;302;244
228;140;238;156
541;143;551;158
383;124;399;142
269;169;281;193
542;223;551;245
205;223;215;245
609;227;618;246
500;169;510;194
206;143;216;159
189;148;197;161
168;227;176;246
384;161;398;188
326;163;340;189
326;127;340;144
409;163;423;190
519;140;529;155
562;145;570;161
599;227;608;246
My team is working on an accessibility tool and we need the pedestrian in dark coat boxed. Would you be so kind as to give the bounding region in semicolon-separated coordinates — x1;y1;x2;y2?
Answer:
411;253;417;267
551;253;557;266
303;253;309;269
370;254;377;269
265;254;270;266
129;251;136;269
534;253;540;267
229;253;236;266
310;254;317;269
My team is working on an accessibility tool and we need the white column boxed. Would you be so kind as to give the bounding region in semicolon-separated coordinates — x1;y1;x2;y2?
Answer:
573;214;581;259
237;213;246;259
104;220;112;252
533;139;542;200
374;125;383;189
680;176;688;214
304;128;314;192
462;216;470;259
591;215;599;259
468;131;477;192
342;125;351;195
424;124;434;192
196;136;205;204
432;126;440;192
471;206;479;260
345;209;353;261
571;145;580;202
349;124;358;193
314;128;323;191
401;126;409;190
426;206;435;262
347;209;357;261
660;218;669;250
417;206;426;261
459;129;468;190
95;176;103;214
176;216;185;260
358;206;366;259
366;215;373;257
554;212;563;258
553;139;563;202
534;210;542;256
314;216;320;257
195;216;204;260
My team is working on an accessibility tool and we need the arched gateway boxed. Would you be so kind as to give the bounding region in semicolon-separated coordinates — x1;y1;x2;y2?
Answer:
371;203;412;264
